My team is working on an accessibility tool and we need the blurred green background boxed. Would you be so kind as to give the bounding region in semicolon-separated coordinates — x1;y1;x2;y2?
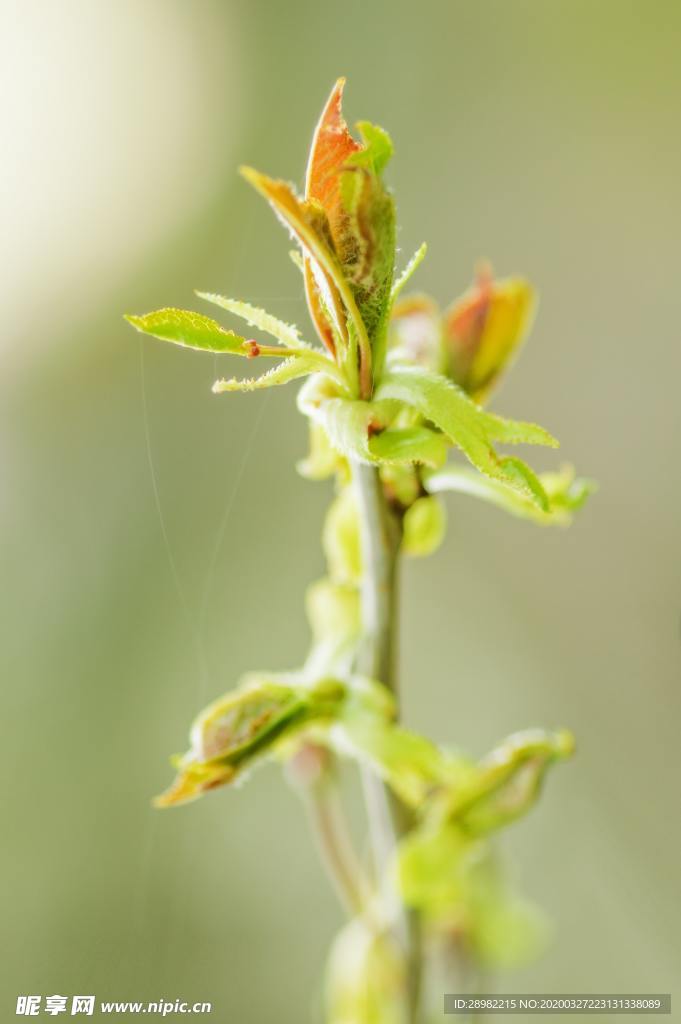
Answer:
2;0;680;1019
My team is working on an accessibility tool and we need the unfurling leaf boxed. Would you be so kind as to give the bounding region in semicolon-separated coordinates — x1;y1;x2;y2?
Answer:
155;676;346;807
212;356;323;394
125;308;250;353
331;714;454;808
459;855;549;968
126;306;341;396
326;918;408;1024
298;375;447;469
348;121;394;175
369;427;447;469
443;265;535;403
240;167;350;349
297;421;342;480
323;486;362;585
305;78;362;240
196;292;304;349
390;243;428;304
306;82;395;326
446;728;575;834
376;366;557;509
304;578;360;677
399;829;548;967
402;496;446;557
425;462;595;525
397;822;479;914
305;79;397;383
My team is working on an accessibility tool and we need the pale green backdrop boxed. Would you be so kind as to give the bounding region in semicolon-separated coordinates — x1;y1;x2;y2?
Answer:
1;0;679;1020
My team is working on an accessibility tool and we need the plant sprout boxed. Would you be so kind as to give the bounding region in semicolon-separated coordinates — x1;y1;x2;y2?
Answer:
126;79;592;1023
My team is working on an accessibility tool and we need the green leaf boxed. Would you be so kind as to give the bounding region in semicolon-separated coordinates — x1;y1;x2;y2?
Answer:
464;855;549;968
304;82;396;353
368;426;447;469
212;356;325;394
447;728;575;834
482;411;559;448
297;421;342;480
240;167;351;347
376;366;556;509
342;175;396;373
323;486;362;585
348;121;394;175
472;889;548;969
125;308;249;353
443;269;536;404
306;396;385;463
155;675;348;807
397;825;548;965
402;496;446;557
390;243;428;304
425;463;594;525
397;823;478;914
196;292;305;349
326;918;407;1024
304;578;360;677
333;714;452;808
298;377;447;468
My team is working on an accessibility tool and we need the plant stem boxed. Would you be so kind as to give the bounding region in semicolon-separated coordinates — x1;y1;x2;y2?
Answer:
304;763;372;917
352;459;422;1020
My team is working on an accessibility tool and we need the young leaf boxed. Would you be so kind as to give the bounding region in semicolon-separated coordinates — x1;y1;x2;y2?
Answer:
323;486;362;585
155;679;307;807
125;308;250;354
468;873;548;968
318;398;447;468
212;355;338;394
425;463;594;525
196;292;304;349
155;676;347;808
482;411;558;448
332;713;452;808
390;242;428;304
397;822;477;914
304;578;360;677
340;167;396;362
349;121;394;175
240;167;350;349
326;918;407;1024
398;824;548;966
376;366;555;509
305;78;362;237
368;426;448;469
306;79;397;383
297;421;342;480
301;391;384;463
402;495;446;557
443;266;536;403
447;728;575;834
298;377;447;468
306;83;395;321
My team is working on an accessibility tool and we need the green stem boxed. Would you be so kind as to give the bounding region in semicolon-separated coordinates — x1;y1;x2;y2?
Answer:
304;765;372;917
352;459;422;1020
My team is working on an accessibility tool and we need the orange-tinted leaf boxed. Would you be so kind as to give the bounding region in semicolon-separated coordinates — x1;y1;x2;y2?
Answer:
305;81;396;377
305;77;361;243
241;167;348;349
443;264;535;403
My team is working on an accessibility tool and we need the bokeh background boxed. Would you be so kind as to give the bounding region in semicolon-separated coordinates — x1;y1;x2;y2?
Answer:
2;0;680;1019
